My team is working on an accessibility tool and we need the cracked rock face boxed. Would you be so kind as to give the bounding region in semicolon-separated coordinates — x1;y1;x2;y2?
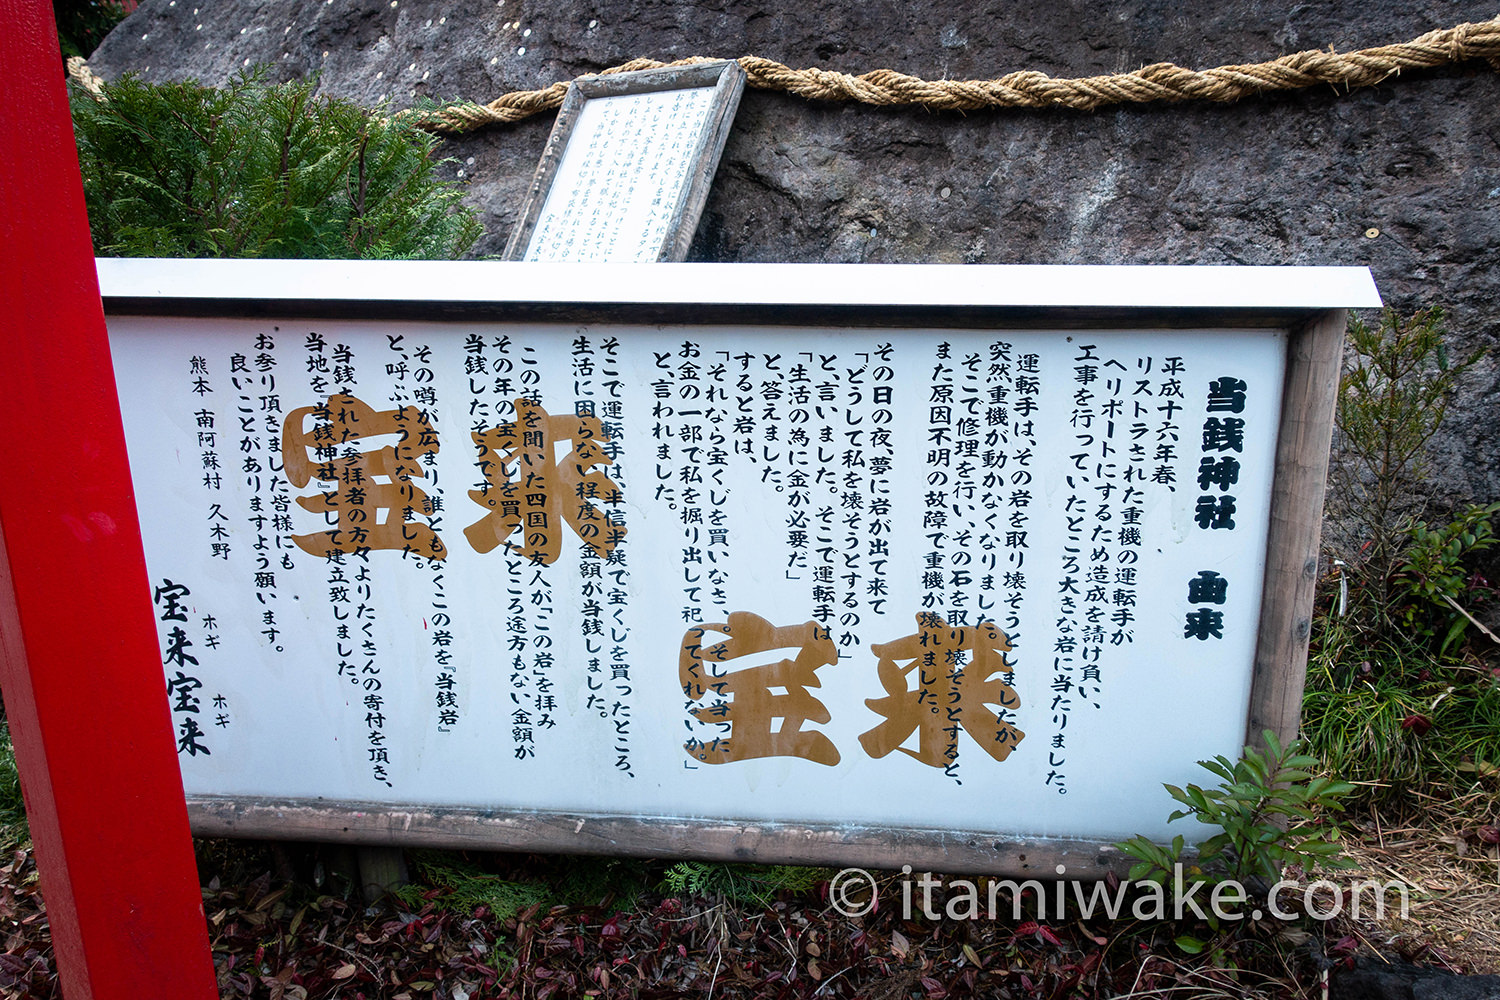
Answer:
90;0;1500;509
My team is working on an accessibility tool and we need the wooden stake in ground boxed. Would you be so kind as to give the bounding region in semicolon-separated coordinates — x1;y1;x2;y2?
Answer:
0;2;218;997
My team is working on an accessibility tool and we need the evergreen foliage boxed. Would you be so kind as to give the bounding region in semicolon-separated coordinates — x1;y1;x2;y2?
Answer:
1304;306;1500;812
392;851;550;919
391;851;651;917
0;722;27;844
659;861;829;907
54;0;132;60
1324;306;1485;626
71;71;481;260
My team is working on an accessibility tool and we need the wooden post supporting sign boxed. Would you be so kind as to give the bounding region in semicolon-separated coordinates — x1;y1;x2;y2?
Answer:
0;3;218;997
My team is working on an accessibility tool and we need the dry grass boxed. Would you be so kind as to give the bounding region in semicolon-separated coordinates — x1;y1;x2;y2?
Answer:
1315;803;1500;974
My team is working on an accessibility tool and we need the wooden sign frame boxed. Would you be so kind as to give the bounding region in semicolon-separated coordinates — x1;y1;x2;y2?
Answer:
502;61;746;262
98;259;1379;877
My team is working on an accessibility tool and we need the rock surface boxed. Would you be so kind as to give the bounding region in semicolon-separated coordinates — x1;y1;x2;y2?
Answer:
89;0;1500;506
1334;958;1500;1000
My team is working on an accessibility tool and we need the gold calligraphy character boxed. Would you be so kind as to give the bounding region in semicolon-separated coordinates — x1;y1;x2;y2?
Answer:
281;394;446;559
859;614;1025;767
466;399;625;565
680;611;840;766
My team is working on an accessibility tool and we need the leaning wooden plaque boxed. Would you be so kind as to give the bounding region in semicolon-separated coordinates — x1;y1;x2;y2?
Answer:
98;260;1379;876
503;61;745;262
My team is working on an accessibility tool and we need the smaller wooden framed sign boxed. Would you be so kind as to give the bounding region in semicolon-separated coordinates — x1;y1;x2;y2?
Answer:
503;61;746;262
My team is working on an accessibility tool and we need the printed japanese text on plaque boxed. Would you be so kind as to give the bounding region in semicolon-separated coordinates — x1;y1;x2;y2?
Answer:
113;319;1285;842
523;88;716;262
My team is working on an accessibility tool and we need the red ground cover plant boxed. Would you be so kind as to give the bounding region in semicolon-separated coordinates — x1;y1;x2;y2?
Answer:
0;842;1348;1000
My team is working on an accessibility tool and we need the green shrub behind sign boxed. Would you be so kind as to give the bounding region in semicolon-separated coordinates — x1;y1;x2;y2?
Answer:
72;71;481;260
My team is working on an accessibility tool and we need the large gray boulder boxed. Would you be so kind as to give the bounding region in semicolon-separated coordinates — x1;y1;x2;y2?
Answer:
88;0;1500;506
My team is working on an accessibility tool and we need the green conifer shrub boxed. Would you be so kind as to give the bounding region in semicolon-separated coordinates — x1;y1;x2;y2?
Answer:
72;71;481;260
54;0;132;61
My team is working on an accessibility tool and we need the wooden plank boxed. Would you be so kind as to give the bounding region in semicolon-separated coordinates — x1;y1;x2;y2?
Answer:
573;64;741;100
662;63;746;262
189;796;1131;877
355;846;409;903
1245;309;1347;748
0;3;218;997
501;83;588;260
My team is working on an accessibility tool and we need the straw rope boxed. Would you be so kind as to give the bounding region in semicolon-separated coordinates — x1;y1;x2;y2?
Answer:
409;18;1500;134
67;17;1500;135
65;56;106;98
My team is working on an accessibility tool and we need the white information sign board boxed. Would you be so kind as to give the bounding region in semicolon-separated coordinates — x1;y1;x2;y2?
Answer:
99;260;1380;874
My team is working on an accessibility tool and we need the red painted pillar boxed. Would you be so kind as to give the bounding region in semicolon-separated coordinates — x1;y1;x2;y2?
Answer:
0;5;219;999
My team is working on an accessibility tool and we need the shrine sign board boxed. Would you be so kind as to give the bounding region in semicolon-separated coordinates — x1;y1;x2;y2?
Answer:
99;260;1379;875
503;62;746;262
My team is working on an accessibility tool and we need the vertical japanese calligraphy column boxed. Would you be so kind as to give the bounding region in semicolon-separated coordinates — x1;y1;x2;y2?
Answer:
677;342;843;771
467;336;539;758
627;95;665;260
986;340;1028;688
283;340;449;789
517;346;559;763
572;336;614;743
388;334;461;731
702;353;732;625
597;100;632;259
0;3;217;997
1046;343;1186;794
153;352;231;760
866;348;896;624
597;336;635;775
664;340;723;761
1184;373;1249;643
924;343;956;632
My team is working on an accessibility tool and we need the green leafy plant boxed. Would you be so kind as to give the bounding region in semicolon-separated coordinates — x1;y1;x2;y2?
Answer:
71;70;481;259
1302;639;1500;809
660;861;829;907
1393;501;1500;654
1305;304;1499;813
548;855;653;910
1116;731;1354;892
